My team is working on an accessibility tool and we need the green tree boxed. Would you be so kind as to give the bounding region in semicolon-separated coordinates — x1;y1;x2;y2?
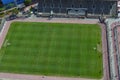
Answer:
12;8;19;14
0;7;5;12
24;0;32;6
110;3;117;17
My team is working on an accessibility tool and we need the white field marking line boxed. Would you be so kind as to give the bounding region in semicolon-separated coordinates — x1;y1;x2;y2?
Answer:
0;21;7;36
0;22;7;63
0;78;26;80
0;40;8;64
3;39;8;47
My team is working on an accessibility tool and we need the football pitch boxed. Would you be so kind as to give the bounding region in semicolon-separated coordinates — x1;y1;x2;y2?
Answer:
0;22;103;78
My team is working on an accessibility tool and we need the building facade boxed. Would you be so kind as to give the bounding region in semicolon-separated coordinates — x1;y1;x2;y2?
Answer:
1;0;24;5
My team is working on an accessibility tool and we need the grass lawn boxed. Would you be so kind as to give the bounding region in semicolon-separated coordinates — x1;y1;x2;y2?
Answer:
0;22;103;78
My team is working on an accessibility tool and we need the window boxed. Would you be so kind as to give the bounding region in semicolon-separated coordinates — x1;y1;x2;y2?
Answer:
72;4;74;8
59;4;61;8
92;5;95;8
80;4;82;8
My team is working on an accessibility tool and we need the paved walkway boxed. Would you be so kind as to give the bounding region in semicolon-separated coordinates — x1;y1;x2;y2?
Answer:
17;17;99;24
114;27;120;79
0;73;102;80
99;23;110;80
105;19;120;80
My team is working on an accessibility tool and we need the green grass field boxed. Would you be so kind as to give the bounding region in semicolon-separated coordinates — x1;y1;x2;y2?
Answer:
0;22;103;78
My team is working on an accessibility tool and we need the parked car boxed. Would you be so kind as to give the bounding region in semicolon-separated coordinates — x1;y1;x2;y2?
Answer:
6;14;17;21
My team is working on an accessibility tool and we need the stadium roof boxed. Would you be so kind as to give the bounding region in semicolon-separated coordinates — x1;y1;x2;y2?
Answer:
104;0;118;1
87;0;117;1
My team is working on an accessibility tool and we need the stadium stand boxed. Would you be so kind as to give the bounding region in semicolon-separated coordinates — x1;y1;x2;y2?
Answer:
38;0;117;17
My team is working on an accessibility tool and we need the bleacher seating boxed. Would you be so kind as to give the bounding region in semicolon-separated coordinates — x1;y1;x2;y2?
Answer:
38;0;117;15
53;8;60;13
53;0;60;8
60;8;67;13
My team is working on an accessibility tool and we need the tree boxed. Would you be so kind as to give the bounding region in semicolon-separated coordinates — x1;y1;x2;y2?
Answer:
12;8;19;14
110;3;117;18
0;0;3;8
24;0;32;6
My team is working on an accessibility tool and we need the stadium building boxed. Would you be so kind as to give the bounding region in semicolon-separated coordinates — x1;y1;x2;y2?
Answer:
38;0;117;16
